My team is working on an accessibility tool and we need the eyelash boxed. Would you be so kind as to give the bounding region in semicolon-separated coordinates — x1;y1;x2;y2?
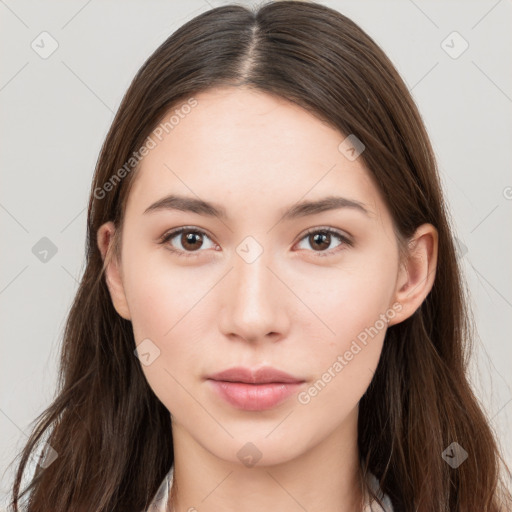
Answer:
158;226;353;259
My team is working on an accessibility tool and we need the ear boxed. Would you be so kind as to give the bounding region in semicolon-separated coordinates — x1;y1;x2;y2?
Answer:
387;223;438;327
97;221;131;320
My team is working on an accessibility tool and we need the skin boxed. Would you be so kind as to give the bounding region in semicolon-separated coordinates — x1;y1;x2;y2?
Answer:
97;86;438;512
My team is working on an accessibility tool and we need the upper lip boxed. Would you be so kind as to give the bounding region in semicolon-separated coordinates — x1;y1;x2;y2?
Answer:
207;366;304;384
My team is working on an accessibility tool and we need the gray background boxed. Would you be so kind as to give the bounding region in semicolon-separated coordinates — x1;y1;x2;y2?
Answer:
1;0;511;506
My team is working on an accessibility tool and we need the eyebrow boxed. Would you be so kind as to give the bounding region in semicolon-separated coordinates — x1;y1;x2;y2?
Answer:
143;194;371;220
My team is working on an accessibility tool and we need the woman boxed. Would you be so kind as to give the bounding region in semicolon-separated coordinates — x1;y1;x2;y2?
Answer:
9;1;511;511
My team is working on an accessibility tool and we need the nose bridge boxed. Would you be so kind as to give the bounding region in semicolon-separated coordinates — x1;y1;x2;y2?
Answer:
220;243;288;342
235;248;272;305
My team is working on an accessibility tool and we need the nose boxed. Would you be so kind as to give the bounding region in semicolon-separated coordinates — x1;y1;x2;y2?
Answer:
218;250;291;345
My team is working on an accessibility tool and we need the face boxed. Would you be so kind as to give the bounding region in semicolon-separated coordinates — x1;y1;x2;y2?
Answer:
98;86;435;467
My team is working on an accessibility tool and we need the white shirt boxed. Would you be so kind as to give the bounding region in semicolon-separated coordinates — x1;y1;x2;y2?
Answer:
144;465;394;511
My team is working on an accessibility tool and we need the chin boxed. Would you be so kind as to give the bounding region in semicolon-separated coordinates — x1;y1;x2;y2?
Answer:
204;432;308;468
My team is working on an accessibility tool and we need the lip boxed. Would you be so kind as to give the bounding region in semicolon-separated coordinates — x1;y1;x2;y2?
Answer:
207;366;304;384
206;366;305;411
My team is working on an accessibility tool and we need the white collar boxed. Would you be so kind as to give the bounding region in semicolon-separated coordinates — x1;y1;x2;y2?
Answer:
145;465;393;511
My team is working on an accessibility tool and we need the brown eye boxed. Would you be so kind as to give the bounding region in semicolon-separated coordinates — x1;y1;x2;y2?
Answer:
160;227;216;257
296;228;352;256
309;232;331;251
180;231;204;251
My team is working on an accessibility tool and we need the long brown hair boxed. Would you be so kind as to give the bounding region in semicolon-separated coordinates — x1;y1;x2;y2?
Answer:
8;1;511;510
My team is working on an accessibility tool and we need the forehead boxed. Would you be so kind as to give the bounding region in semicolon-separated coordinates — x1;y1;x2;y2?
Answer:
124;86;388;225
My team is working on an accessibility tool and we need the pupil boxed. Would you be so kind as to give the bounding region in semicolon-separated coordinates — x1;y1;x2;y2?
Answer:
312;232;329;250
183;232;202;250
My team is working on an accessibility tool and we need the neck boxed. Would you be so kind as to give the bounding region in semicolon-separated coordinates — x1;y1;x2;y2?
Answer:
168;407;364;512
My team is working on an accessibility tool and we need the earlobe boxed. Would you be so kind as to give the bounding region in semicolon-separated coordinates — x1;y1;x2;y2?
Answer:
97;221;131;321
387;223;438;327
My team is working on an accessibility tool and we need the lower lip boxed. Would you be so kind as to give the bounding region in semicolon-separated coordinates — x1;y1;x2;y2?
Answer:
207;380;304;411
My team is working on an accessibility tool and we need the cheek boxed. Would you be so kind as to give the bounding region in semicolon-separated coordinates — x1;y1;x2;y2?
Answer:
122;256;218;406
294;253;397;409
123;244;211;344
127;275;177;344
298;253;397;347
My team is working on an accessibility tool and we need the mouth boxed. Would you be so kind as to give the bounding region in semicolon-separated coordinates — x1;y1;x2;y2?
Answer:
206;366;306;411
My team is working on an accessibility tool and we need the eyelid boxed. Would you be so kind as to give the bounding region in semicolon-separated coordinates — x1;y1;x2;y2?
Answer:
158;226;218;258
158;225;353;258
295;226;353;257
159;225;216;243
